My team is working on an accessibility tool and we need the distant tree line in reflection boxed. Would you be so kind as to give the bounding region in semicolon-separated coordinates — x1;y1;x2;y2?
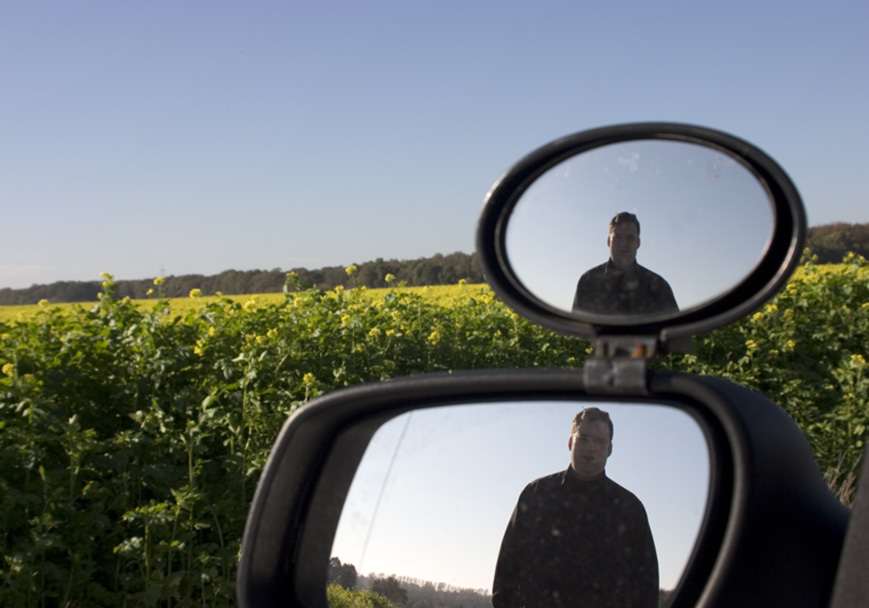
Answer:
327;558;674;608
0;251;484;305
328;557;493;608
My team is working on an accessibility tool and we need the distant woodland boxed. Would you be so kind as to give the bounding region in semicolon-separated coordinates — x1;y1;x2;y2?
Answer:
803;222;869;264
2;223;866;306
0;251;485;305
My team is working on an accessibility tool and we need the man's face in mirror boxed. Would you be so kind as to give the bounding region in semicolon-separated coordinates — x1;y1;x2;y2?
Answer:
607;223;640;268
568;419;613;480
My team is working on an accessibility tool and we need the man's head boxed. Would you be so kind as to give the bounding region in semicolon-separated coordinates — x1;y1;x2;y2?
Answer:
568;407;613;480
607;212;640;268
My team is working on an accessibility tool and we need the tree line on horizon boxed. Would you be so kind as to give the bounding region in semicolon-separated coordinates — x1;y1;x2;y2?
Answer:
0;251;485;305
2;222;866;306
803;222;869;264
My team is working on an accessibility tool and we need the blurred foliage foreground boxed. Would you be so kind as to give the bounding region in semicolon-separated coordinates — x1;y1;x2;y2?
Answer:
1;256;868;607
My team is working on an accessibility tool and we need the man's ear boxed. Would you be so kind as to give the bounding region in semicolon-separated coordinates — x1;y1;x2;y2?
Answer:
637;236;641;249
568;435;574;451
606;234;612;247
607;442;613;457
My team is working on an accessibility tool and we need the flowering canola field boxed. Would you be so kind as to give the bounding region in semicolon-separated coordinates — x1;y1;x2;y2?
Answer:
1;258;867;607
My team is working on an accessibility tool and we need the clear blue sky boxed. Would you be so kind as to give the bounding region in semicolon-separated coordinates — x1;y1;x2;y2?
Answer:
2;1;867;290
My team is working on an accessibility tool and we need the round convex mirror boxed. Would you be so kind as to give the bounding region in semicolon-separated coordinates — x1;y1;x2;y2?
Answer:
478;123;806;342
506;140;773;315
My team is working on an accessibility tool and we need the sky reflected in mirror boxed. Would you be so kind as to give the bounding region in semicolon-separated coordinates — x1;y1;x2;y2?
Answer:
331;401;709;594
505;140;774;315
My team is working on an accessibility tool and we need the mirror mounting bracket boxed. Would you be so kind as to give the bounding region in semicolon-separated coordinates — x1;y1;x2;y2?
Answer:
582;336;655;394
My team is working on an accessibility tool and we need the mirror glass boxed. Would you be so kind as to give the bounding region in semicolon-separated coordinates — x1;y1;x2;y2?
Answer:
504;140;774;317
329;401;709;602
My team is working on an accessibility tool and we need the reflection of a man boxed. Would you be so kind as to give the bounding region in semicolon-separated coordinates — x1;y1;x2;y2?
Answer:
572;212;678;315
492;407;659;608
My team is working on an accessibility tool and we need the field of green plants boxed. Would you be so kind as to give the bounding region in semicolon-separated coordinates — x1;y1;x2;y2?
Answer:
1;256;867;607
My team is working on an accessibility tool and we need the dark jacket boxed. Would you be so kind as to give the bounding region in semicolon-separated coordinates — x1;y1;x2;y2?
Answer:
572;260;678;315
492;469;659;608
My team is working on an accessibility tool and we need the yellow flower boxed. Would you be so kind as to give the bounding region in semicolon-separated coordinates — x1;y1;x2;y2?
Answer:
369;327;381;337
341;314;351;327
334;285;345;294
386;329;396;337
208;326;217;337
303;373;316;387
428;330;441;345
852;354;866;365
765;304;778;314
100;272;113;280
146;288;154;296
345;265;358;277
243;299;257;311
785;339;796;351
2;363;15;377
385;273;396;284
189;289;202;298
38;299;49;307
458;279;467;286
745;339;758;351
752;312;763;322
153;276;165;286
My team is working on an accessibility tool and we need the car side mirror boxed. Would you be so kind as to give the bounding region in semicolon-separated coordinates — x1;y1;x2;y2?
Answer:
237;124;849;608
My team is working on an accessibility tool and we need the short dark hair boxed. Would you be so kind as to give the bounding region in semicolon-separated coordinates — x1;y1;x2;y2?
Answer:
571;407;614;440
609;212;640;236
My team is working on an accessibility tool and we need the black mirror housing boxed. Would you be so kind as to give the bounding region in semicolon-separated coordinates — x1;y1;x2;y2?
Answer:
238;370;847;608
